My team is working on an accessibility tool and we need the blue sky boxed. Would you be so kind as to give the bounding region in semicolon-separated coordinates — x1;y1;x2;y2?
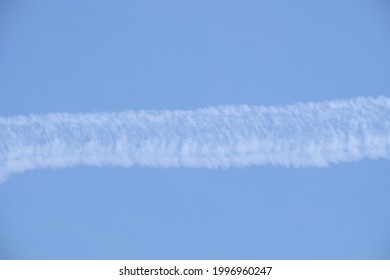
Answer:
1;0;390;259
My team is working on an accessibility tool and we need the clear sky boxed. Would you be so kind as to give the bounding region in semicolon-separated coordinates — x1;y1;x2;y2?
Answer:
1;0;390;259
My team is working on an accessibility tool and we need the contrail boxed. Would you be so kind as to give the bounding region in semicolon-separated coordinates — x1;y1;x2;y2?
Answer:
1;96;389;182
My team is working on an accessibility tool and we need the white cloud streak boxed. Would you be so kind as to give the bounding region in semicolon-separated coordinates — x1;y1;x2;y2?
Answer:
1;96;389;182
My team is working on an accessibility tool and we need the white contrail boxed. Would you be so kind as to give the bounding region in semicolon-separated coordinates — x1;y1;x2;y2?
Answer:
0;96;389;182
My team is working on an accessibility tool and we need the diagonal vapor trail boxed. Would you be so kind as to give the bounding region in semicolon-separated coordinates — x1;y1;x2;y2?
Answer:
0;96;390;182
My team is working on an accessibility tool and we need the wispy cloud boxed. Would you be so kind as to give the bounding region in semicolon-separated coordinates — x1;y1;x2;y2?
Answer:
1;96;389;182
